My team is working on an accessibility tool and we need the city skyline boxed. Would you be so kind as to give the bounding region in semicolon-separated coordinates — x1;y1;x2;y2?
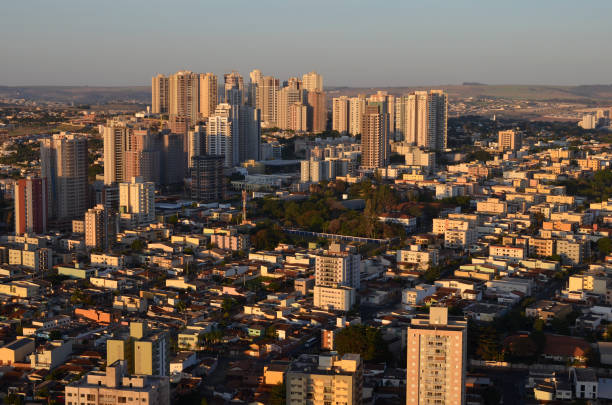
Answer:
3;2;612;405
1;0;611;87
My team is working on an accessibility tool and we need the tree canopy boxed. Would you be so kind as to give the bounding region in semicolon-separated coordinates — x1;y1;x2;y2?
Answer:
335;325;390;362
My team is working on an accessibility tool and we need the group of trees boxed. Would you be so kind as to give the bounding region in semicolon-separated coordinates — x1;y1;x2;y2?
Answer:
0;142;39;165
334;325;391;363
252;182;408;241
558;169;612;203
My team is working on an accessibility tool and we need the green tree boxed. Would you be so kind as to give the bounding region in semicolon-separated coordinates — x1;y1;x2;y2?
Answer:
48;330;62;340
266;326;277;339
269;382;286;405
476;326;501;361
598;237;612;257
176;300;187;313
130;238;145;252
335;325;390;362
222;297;237;314
466;149;493;163
482;386;501;405
6;394;24;405
423;267;441;283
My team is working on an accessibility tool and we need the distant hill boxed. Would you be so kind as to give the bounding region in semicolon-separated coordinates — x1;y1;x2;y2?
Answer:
0;86;150;104
1;83;612;105
327;84;612;102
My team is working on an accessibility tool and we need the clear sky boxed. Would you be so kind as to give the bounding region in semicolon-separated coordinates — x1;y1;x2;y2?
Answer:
1;0;610;87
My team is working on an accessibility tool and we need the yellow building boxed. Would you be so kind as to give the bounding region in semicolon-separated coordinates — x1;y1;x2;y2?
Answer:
0;338;35;365
106;322;168;376
0;281;40;298
107;338;132;371
568;274;608;295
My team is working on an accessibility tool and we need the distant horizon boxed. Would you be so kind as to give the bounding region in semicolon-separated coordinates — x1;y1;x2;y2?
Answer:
1;82;611;89
2;1;611;87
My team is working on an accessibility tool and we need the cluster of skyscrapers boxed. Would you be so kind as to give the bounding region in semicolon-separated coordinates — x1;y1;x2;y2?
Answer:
333;90;448;169
15;130;157;252
152;69;326;133
148;69;331;200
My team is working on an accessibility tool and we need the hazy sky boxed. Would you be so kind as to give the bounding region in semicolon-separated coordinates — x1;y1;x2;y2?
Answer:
1;0;610;87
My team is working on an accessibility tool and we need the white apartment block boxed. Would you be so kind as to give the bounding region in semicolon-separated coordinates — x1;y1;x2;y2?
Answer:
489;245;526;263
313;285;355;312
315;245;361;289
119;177;155;229
65;361;169;405
444;228;477;249
476;198;507;215
397;245;439;269
403;284;437;306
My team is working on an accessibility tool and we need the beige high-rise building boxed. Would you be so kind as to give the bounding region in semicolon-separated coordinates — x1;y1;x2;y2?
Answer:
302;71;323;92
85;204;109;251
315;243;361;289
349;95;366;135
224;71;245;105
65;361;170;405
124;128;161;185
360;104;389;169
206;103;233;167
187;125;206;169
403;90;448;151
395;95;409;141
119;177;155;229
104;123;159;185
249;69;262;84
289;103;308;132
286;353;362;405
247;69;262;107
256;76;279;127
407;307;467;405
498;129;521;152
307;90;327;133
369;91;395;139
151;74;169;114
278;82;304;130
332;96;350;134
198;72;218;118
40;133;88;223
168;71;199;123
103;121;131;185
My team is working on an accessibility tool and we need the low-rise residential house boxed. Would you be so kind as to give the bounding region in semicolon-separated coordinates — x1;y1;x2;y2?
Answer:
30;340;73;370
397;245;439;270
402;284;437;306
0;338;35;365
526;300;572;322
